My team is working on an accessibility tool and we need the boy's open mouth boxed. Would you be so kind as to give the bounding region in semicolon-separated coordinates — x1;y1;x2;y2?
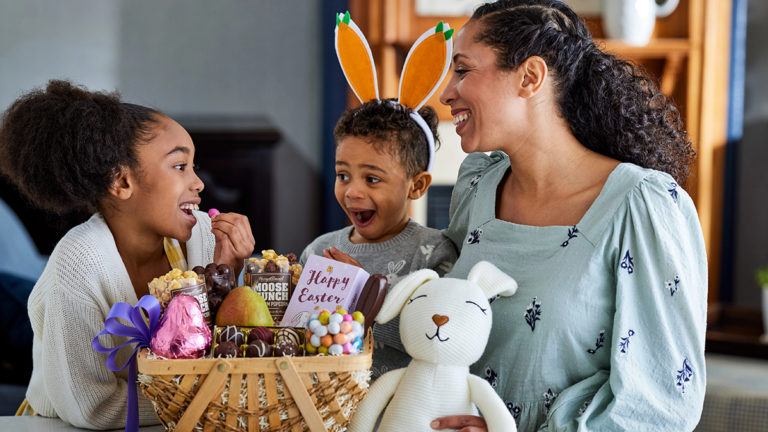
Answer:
353;210;375;226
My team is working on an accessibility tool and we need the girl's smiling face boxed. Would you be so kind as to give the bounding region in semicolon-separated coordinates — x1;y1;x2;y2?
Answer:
334;136;415;244
129;115;204;242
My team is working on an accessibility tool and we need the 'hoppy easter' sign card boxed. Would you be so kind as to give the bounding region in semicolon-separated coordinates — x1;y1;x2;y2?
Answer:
279;254;369;327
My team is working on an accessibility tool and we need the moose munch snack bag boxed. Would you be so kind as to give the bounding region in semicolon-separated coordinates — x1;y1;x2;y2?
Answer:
244;250;303;323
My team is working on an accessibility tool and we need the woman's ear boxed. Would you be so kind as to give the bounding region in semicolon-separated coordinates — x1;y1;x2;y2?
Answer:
408;171;432;200
108;166;135;201
519;56;548;99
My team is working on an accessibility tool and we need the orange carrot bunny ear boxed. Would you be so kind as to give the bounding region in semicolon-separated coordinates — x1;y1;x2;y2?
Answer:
335;11;379;104
398;21;454;111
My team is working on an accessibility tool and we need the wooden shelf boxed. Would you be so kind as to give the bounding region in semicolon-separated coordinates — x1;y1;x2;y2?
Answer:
707;304;768;359
596;38;693;58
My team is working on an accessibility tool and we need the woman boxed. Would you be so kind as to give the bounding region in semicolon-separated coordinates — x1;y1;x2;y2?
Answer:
431;1;707;431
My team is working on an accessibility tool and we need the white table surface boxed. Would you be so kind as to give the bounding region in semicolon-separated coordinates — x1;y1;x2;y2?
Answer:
0;416;165;431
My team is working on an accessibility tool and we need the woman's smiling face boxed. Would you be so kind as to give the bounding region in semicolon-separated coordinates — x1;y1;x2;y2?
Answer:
440;21;527;154
129;115;204;242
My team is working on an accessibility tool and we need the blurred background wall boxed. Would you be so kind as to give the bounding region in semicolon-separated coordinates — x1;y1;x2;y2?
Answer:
0;0;324;255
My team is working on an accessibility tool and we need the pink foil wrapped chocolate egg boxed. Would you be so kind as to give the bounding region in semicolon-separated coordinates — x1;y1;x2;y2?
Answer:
150;294;211;359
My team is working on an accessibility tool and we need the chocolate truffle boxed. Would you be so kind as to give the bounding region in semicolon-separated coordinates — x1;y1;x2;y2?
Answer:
245;340;271;358
214;340;238;358
275;327;301;347
248;326;274;345
286;253;298;264
274;339;299;357
219;325;245;346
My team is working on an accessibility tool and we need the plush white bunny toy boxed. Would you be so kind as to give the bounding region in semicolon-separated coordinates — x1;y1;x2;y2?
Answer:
348;261;518;432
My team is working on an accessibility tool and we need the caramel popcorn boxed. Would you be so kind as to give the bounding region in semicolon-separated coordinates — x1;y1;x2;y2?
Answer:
148;268;203;308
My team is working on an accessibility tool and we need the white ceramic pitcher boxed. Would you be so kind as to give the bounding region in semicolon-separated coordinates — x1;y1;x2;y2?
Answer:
602;0;680;46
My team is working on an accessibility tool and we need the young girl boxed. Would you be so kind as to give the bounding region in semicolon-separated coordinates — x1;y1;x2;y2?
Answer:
0;80;255;429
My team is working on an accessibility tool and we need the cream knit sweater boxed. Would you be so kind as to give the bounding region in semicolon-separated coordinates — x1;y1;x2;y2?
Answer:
26;211;214;429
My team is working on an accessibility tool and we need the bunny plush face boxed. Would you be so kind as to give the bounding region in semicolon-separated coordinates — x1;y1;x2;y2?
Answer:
375;261;517;367
399;277;493;366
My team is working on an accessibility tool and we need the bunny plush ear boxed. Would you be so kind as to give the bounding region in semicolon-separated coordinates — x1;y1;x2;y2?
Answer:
397;21;454;111
375;269;439;325
467;261;518;299
335;11;379;104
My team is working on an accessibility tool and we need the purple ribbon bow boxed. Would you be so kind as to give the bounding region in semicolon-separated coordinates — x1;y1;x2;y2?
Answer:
92;295;161;432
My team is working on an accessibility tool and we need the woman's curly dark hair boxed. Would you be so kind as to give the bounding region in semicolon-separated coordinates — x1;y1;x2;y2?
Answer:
0;80;160;215
471;0;695;185
334;99;440;177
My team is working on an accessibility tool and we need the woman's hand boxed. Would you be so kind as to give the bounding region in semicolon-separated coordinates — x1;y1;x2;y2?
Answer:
323;246;362;267
211;212;255;276
431;416;488;432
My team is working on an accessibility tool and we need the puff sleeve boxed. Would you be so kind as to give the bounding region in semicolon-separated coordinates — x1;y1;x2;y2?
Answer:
445;151;506;250
544;174;708;431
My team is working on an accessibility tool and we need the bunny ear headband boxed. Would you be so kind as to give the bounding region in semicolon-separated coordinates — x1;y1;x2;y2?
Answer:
334;11;454;173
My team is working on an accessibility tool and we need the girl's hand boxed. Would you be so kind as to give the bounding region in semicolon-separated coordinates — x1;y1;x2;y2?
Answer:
323;246;362;267
431;416;488;432
211;212;255;276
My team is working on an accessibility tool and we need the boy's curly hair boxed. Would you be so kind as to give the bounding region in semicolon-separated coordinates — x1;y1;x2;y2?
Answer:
472;0;695;185
333;99;440;177
0;80;160;214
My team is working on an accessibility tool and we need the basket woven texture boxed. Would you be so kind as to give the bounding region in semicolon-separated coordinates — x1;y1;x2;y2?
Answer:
137;334;372;432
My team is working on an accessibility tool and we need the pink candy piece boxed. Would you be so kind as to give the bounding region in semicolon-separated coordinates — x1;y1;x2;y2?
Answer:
207;208;220;218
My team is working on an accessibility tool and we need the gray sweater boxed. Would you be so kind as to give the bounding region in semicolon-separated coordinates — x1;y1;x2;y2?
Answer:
300;219;457;378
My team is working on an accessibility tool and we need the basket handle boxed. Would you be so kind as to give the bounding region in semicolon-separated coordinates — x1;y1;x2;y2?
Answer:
276;357;328;432
176;358;232;432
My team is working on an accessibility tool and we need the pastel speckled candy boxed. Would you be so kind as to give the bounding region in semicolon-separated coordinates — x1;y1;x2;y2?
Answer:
304;310;364;356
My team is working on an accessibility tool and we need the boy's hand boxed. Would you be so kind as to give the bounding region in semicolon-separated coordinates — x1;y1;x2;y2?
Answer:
211;212;255;276
323;246;362;268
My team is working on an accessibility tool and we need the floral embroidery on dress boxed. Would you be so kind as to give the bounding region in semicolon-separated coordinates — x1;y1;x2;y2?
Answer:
467;228;483;245
676;358;693;394
484;366;498;388
543;388;558;413
506;402;521;421
587;330;606;354
668;182;679;203
618;329;635;354
524;297;542;331
561;225;580;248
578;399;592;416
620;250;634;274
469;174;482;190
666;275;681;296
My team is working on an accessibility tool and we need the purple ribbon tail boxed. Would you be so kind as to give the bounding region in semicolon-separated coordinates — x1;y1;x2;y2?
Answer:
126;358;139;432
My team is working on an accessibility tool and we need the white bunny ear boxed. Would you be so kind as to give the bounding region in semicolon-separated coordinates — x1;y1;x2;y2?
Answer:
467;261;517;299
375;269;439;324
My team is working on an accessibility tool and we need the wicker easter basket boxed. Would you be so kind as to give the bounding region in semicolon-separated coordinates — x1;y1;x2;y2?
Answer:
136;332;372;432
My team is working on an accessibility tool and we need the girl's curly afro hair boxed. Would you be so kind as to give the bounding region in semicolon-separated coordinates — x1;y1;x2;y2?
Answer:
0;80;160;214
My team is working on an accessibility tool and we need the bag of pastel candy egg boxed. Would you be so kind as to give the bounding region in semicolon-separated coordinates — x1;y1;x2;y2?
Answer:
191;263;235;317
305;309;366;356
